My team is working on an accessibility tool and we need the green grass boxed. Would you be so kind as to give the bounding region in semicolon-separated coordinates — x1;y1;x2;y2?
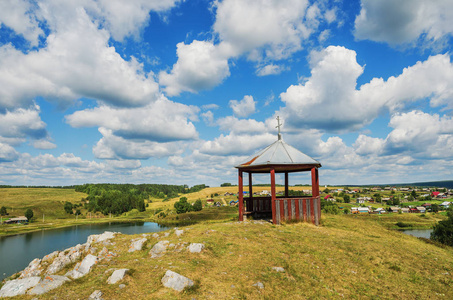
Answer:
4;213;453;299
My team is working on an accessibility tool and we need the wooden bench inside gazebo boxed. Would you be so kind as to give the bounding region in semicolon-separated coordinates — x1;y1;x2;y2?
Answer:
235;119;322;225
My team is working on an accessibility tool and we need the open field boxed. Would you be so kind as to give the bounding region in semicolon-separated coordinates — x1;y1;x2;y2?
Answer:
2;213;452;299
1;186;449;237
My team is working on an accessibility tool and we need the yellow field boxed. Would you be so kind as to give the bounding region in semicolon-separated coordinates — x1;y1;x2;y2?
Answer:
0;188;86;218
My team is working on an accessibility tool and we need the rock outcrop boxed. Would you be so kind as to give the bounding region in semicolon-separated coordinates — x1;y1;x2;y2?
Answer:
107;269;129;284
128;237;147;252
0;277;41;297
28;275;70;295
161;270;194;292
187;243;205;253
66;254;98;279
149;240;169;258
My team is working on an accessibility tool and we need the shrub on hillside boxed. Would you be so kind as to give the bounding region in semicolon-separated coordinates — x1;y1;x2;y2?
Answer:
431;209;453;246
64;201;73;214
193;199;203;212
25;208;33;221
0;206;7;216
174;197;192;214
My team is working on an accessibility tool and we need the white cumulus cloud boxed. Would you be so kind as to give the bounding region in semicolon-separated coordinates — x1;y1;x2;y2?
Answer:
279;46;453;132
229;95;256;118
159;40;230;96
66;96;199;142
354;0;453;47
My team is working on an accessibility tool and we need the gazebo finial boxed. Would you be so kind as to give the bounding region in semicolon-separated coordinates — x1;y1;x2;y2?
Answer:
276;116;282;140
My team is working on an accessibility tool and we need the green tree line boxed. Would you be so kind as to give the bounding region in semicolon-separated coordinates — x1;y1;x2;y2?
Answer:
74;183;207;216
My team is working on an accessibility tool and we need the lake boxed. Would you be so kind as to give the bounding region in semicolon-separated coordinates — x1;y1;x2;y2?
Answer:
0;221;170;281
401;229;433;239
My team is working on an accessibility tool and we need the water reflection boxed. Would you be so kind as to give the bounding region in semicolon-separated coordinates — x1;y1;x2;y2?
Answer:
401;229;433;239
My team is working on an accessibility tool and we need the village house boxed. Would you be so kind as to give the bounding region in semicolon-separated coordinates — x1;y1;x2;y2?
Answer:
358;207;371;214
440;201;451;209
389;207;400;213
416;206;426;213
373;207;386;214
3;216;28;224
401;208;410;213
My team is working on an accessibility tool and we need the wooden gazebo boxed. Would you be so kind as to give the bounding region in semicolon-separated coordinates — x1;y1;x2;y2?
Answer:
235;120;322;225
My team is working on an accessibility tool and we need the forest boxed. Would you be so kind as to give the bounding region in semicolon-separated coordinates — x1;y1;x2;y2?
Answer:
74;183;208;215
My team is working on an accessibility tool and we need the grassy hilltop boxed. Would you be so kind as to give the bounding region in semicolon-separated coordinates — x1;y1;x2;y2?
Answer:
1;186;453;298
2;214;453;299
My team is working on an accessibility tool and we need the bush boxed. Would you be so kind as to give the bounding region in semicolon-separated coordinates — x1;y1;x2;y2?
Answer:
0;206;7;216
321;200;340;215
193;199;202;211
25;208;33;221
431;210;453;246
396;221;411;228
64;201;73;214
343;195;350;203
174;197;193;214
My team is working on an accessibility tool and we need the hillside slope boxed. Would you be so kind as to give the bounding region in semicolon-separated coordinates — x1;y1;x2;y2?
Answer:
4;214;453;299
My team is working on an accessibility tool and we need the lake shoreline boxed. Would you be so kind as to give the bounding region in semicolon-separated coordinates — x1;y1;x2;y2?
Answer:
0;217;164;238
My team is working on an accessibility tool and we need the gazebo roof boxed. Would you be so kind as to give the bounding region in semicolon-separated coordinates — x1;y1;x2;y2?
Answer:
235;137;321;173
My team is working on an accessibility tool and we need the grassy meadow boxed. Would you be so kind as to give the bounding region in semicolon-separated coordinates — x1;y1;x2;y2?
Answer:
1;186;453;298
3;214;452;299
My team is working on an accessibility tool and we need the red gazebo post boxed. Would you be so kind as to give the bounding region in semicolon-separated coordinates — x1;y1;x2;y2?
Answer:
248;172;253;201
311;167;320;225
270;168;277;224
238;170;244;221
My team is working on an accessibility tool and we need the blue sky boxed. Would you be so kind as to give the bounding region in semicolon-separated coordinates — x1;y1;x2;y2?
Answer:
0;0;452;187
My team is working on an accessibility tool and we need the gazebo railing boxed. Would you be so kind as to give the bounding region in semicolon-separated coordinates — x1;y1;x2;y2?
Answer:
244;196;320;225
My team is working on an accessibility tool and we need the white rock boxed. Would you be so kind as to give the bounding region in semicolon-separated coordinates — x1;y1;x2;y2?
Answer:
187;243;205;253
87;231;116;245
107;269;129;284
161;270;194;292
152;233;159;238
253;282;264;289
27;275;70;295
0;277;40;297
68;254;98;279
272;266;285;272
46;254;71;275
174;229;184;237
89;290;103;300
163;232;170;237
128;238;147;252
149;240;169;258
20;258;42;278
42;251;59;262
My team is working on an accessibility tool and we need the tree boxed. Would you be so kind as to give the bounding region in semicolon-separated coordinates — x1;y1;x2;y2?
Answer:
431;204;439;213
411;190;417;199
221;183;232;187
193;199;202;211
64;202;73;214
431;209;453;246
343;195;350;203
25;208;33;221
75;209;81;216
393;196;401;206
0;206;7;216
373;193;381;203
174;197;192;214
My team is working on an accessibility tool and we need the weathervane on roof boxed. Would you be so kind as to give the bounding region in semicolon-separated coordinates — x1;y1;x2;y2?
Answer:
276;116;282;140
